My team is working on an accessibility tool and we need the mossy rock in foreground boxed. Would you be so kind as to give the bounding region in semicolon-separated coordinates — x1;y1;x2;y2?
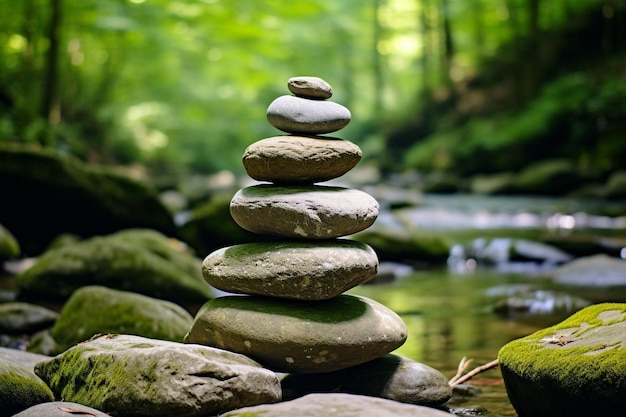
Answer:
0;357;54;415
498;303;626;417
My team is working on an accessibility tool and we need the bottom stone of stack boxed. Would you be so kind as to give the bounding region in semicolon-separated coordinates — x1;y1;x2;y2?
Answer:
184;294;407;373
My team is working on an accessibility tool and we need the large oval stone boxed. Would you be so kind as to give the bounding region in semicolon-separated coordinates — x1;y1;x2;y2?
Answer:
203;240;378;300
184;295;407;373
242;136;362;184
229;185;379;239
267;95;351;134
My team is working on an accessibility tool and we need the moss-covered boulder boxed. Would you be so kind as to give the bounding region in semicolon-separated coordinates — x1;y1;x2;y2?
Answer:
29;286;193;355
0;144;177;255
604;170;626;200
16;229;213;304
0;223;20;262
0;356;54;415
353;227;450;264
0;347;50;372
35;335;281;417
498;303;626;417
512;159;585;195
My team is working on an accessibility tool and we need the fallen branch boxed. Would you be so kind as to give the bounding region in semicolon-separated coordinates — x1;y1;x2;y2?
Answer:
449;358;500;387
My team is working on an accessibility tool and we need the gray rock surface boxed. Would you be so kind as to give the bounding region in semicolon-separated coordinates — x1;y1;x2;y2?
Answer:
30;285;194;355
243;135;362;184
185;294;407;373
554;254;626;287
267;95;350;134
0;356;54;416
35;335;282;417
282;354;452;406
230;185;379;239
222;393;452;416
0;347;50;372
287;76;333;99
202;240;378;300
0;302;58;334
13;402;112;417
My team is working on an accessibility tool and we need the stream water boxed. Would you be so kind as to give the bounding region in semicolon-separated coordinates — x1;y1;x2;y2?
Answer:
346;193;626;416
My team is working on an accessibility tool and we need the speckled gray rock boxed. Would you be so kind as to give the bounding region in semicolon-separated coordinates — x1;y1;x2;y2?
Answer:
222;393;452;417
287;76;333;99
13;402;112;417
35;335;282;417
230;185;379;239
281;354;452;406
0;347;50;372
202;240;378;300
184;294;407;373
267;95;350;134
0;302;58;334
242;135;362;184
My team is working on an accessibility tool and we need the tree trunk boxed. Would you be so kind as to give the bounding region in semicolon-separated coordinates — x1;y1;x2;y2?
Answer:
439;0;454;87
372;0;384;113
40;0;62;128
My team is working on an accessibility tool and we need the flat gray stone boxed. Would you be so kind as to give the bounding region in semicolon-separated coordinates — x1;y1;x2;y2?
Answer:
287;76;333;99
184;294;407;373
282;354;452;406
203;240;378;300
267;95;350;134
230;185;379;239
222;393;452;417
13;402;112;417
243;135;362;184
35;335;282;417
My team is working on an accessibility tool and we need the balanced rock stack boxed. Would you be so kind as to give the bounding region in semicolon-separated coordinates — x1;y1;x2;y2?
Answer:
185;76;407;374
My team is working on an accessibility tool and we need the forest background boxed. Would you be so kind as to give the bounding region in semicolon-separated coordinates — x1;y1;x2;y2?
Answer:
1;0;625;195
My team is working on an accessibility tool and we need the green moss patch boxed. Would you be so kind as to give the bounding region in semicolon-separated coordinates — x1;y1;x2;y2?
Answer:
498;303;626;397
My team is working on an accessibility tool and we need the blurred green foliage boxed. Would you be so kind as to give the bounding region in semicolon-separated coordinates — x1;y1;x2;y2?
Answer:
0;0;623;179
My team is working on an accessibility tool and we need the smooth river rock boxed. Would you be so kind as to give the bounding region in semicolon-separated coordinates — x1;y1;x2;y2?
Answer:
242;135;362;184
35;335;281;417
287;76;333;99
267;95;351;134
282;354;452;406
203;240;378;300
222;393;453;417
184;294;407;373
229;185;379;239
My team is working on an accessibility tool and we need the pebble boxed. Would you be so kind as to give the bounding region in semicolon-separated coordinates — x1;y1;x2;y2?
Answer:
287;76;333;99
267;95;351;134
229;185;379;239
242;135;362;184
184;294;408;373
202;240;378;300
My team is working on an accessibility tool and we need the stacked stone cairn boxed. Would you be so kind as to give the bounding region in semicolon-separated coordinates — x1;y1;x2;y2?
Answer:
184;76;408;375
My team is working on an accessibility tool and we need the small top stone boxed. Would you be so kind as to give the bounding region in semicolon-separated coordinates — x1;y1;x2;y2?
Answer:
288;76;333;100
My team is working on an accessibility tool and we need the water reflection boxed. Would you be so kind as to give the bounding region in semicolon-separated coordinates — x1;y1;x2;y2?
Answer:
349;269;563;416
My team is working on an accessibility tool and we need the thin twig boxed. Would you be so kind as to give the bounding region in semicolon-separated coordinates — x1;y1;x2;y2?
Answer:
449;358;500;387
448;356;472;385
